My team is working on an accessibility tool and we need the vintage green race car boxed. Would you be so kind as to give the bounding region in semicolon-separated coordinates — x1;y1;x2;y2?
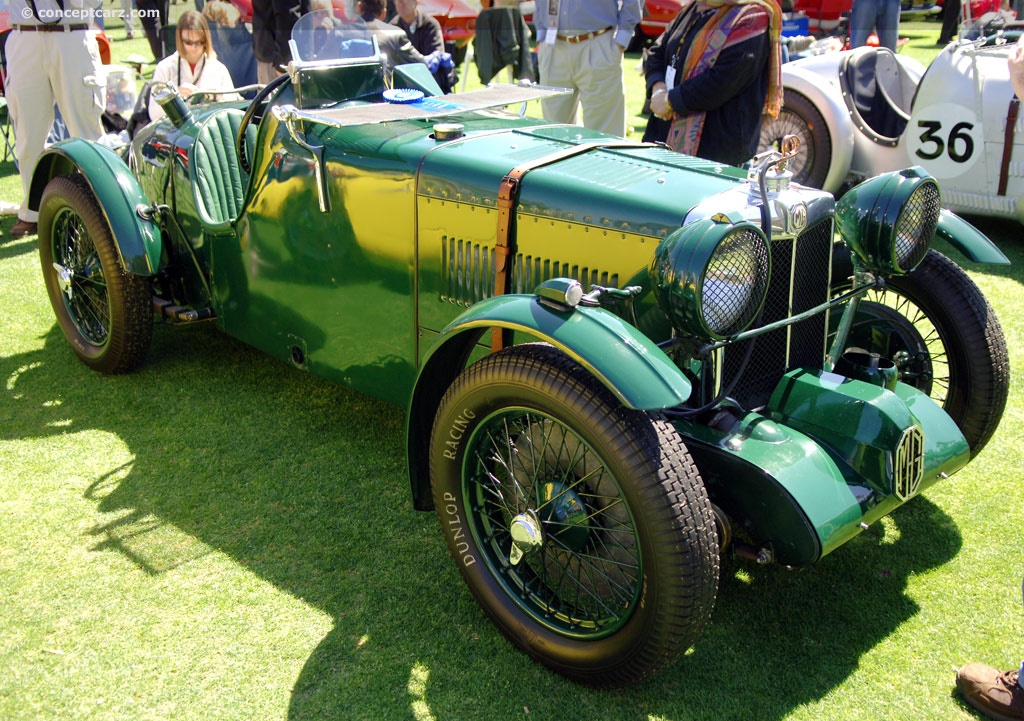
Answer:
28;11;1010;688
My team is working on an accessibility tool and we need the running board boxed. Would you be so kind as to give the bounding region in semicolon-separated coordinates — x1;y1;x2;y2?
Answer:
153;297;216;323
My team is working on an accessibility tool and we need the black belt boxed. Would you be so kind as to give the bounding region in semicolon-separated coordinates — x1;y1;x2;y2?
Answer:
13;23;89;32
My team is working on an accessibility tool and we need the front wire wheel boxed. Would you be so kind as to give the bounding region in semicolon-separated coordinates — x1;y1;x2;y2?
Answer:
38;174;153;374
833;248;1009;457
429;344;719;688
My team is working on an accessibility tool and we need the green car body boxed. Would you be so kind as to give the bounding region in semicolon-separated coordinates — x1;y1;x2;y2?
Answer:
29;15;1010;688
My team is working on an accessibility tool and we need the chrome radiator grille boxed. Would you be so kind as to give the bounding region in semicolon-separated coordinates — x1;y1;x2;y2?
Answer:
721;219;834;410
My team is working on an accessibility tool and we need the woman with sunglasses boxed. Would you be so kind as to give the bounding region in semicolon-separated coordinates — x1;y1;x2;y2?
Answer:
148;11;240;121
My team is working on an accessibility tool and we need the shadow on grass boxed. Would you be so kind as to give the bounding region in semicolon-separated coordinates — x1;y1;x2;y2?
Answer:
1;322;963;720
0;232;38;261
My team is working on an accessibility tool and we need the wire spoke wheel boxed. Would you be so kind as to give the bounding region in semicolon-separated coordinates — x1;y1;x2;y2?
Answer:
430;344;719;687
51;206;111;347
851;284;950;404
761;112;815;184
468;410;641;637
832;248;1009;456
39;174;153;374
757;89;832;189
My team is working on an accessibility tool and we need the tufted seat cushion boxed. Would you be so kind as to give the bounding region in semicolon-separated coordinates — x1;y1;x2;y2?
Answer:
192;108;253;226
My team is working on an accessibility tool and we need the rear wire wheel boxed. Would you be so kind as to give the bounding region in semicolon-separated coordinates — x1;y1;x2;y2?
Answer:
429;344;719;687
759;89;832;189
38;174;152;374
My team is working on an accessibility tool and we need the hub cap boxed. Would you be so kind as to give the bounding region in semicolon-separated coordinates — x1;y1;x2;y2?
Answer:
509;511;542;565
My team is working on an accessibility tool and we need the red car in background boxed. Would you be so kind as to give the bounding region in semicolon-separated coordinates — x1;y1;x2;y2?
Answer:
421;0;478;50
791;0;1005;36
633;0;684;47
385;0;478;62
627;0;1008;46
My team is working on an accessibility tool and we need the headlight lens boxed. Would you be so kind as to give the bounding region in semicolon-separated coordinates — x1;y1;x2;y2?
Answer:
894;181;940;271
836;167;941;275
651;219;770;340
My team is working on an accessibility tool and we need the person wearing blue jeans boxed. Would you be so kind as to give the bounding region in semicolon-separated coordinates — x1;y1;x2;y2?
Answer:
848;0;899;50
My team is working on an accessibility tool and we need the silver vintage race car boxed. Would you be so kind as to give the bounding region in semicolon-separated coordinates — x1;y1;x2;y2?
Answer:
760;17;1024;223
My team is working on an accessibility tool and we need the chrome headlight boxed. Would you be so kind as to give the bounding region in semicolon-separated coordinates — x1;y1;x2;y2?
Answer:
651;218;770;341
836;167;941;275
534;277;584;310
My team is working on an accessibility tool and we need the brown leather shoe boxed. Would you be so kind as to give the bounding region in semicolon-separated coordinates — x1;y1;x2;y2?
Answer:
957;663;1024;721
10;220;37;239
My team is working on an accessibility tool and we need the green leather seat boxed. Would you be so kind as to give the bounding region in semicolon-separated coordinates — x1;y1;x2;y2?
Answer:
192;108;252;226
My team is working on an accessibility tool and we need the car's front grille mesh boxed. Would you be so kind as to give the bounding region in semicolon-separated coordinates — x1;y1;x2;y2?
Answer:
720;219;834;410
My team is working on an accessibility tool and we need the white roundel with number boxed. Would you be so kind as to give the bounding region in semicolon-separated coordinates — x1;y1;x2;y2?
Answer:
906;103;982;180
905;103;983;180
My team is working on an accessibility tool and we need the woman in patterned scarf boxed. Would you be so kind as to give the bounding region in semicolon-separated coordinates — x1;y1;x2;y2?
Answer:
643;0;783;167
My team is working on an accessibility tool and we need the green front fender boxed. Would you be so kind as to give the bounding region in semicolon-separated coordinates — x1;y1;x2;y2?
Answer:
405;294;692;510
935;209;1009;265
29;139;162;275
683;370;970;566
431;294;692;409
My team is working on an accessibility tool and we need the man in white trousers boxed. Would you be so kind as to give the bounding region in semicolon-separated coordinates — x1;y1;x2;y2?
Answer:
532;0;642;138
6;0;104;238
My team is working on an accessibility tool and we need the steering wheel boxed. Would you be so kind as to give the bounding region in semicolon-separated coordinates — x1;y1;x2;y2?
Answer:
237;72;291;174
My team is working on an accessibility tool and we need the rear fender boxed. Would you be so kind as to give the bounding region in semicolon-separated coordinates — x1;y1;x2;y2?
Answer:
29;139;162;276
405;294;692;510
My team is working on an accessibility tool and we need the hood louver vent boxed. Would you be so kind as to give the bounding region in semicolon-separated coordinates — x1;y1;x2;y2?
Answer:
441;236;618;306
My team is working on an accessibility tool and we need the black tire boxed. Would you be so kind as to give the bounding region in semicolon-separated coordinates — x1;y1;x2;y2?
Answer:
758;89;832;189
429;344;719;688
832;248;1009;456
39;174;152;374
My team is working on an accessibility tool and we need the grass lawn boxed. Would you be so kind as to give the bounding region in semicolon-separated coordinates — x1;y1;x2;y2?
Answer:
2;10;1023;721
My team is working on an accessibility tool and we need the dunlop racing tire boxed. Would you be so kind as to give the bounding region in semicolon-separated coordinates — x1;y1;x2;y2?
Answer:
39;174;152;374
429;343;719;688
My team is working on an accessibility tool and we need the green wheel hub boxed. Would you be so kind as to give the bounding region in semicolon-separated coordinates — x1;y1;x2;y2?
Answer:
50;206;110;348
464;409;642;639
